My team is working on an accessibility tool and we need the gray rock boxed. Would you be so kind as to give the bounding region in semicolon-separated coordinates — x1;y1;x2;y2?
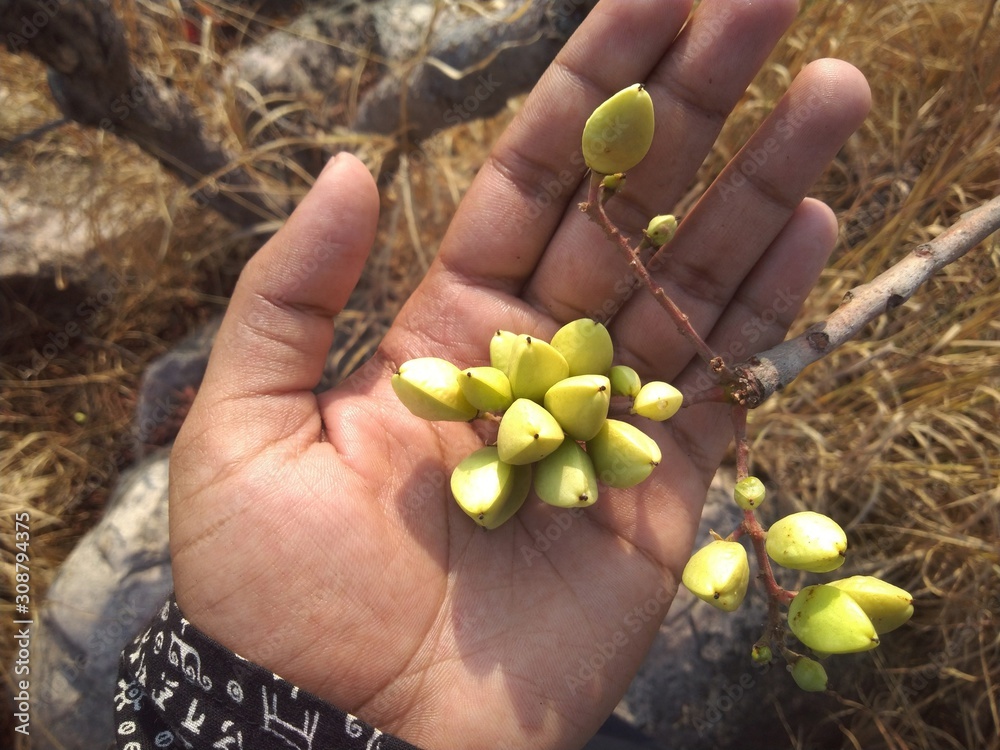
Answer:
0;173;104;290
31;451;173;750
0;156;163;294
133;317;222;454
223;0;594;171
353;0;596;143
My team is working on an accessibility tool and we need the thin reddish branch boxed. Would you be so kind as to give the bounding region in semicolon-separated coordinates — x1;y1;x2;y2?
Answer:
742;509;796;606
580;174;726;370
732;194;1000;408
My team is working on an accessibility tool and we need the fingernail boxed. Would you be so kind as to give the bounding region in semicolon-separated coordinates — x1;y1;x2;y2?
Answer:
321;153;346;176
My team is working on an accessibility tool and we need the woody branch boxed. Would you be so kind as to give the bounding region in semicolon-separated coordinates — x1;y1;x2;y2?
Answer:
730;194;1000;408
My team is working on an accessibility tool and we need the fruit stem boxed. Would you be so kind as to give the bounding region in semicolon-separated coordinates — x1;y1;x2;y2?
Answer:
579;176;729;373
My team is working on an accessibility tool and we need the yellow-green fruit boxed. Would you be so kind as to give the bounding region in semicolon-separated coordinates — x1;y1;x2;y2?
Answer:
489;329;519;374
644;214;678;247
681;540;750;612
582;83;655;175
497;398;565;465
734;476;766;510
587;419;661;488
391;358;478;422
827;576;914;634
788;585;880;654
506;335;570;402
533;438;599;508
631;380;683;421
790;657;828;692
766;511;847;573
543;374;611;441
460;366;514;412
450;447;532;529
549;319;614;377
609;365;642;398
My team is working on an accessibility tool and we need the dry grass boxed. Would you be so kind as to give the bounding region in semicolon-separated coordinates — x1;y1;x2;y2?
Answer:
1;0;999;748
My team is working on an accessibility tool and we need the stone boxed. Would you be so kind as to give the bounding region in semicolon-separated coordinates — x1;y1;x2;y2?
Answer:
30;450;173;750
0;155;163;295
0;171;106;291
133;316;221;454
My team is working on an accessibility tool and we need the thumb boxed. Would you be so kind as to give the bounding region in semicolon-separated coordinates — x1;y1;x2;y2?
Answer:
194;153;379;446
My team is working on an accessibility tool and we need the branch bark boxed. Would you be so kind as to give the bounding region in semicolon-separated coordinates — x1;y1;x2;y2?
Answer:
731;194;1000;408
0;0;279;225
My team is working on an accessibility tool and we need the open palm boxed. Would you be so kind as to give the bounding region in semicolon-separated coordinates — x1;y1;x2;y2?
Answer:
169;0;870;747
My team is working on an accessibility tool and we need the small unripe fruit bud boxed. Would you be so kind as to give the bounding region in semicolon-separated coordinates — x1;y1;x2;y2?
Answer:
543;374;610;441
550;319;614;377
751;644;773;664
601;173;626;193
533;438;599;508
460;366;513;412
734;476;766;510
506;335;570;402
766;511;847;573
609;365;641;398
587;419;661;488
827;576;914;634
392;358;478;422
497;399;564;465
643;214;677;247
451;447;531;529
630;380;683;421
789;657;828;692
681;540;750;612
788;585;880;654
582;84;655;175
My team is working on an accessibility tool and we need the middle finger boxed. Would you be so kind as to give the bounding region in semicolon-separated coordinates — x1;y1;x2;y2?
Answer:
521;0;799;321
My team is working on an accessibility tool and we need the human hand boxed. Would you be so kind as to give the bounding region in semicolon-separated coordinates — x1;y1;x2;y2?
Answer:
169;0;870;747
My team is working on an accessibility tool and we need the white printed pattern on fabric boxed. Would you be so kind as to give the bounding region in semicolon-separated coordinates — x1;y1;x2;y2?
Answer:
115;597;419;749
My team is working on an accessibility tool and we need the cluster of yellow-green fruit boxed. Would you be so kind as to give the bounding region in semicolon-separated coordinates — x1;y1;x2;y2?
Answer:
681;477;915;691
391;319;683;529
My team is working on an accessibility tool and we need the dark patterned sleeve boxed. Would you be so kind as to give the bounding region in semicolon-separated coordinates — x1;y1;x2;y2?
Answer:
115;595;423;750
